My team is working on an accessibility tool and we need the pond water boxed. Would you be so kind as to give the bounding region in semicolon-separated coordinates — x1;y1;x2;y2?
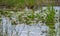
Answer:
0;6;60;36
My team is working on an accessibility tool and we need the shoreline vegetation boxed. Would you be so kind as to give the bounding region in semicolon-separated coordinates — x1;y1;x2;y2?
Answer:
0;0;59;10
0;0;59;36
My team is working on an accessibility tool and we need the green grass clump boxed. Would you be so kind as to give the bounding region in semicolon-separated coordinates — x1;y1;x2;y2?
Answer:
45;5;56;36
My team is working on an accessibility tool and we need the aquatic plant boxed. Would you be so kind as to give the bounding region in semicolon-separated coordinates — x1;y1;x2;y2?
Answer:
0;0;58;36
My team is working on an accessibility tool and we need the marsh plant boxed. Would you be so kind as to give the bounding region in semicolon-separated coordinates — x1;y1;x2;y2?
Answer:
0;5;57;36
0;0;57;36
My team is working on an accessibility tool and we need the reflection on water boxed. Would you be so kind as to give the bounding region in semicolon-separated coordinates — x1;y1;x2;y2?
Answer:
0;7;60;36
